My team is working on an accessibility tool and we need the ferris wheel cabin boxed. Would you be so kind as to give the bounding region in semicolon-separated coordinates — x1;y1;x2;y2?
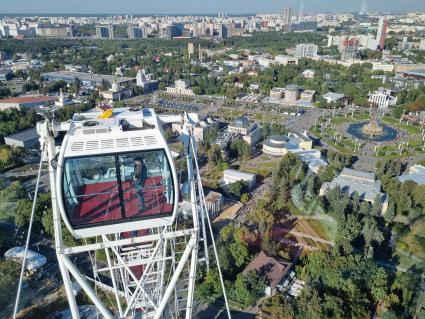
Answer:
56;108;178;238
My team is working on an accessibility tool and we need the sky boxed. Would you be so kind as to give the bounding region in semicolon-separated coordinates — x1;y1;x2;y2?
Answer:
1;0;425;15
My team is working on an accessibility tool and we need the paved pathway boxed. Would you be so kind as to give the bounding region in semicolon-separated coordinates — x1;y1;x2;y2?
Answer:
278;228;335;247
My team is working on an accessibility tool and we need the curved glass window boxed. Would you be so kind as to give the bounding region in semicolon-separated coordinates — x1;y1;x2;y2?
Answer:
63;150;174;229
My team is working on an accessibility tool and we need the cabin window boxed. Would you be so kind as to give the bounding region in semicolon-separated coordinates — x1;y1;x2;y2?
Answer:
63;150;174;229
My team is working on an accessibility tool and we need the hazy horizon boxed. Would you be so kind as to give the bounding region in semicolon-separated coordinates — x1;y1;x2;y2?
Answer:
1;0;425;15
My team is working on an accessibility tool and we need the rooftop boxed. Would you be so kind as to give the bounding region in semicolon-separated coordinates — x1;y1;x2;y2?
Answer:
0;68;12;75
5;247;47;272
323;92;346;101
263;135;289;149
223;169;256;180
404;69;425;76
243;251;292;289
0;95;57;104
285;84;301;91
399;164;425;185
231;116;250;128
324;168;386;203
41;71;134;84
5;128;39;142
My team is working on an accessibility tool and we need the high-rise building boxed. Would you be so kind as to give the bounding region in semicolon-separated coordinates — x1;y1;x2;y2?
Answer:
165;24;183;40
127;25;144;39
37;26;69;37
339;37;359;60
283;7;292;31
283;7;292;25
376;18;388;50
96;25;114;39
295;43;318;58
219;23;233;38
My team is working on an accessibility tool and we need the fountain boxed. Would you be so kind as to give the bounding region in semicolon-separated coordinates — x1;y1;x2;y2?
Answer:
347;110;398;142
361;119;384;136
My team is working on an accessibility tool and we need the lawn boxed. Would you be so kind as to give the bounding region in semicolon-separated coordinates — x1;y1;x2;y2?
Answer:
201;164;223;188
376;140;425;159
382;116;422;135
310;125;357;155
352;112;371;121
331;116;352;125
238;164;272;177
304;219;333;241
290;185;337;241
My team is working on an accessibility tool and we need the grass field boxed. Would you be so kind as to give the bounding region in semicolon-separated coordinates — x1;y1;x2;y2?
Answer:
290;185;337;242
383;115;422;135
201;164;223;188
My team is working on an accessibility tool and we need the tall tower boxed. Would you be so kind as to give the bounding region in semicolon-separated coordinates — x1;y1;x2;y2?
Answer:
376;18;388;50
283;7;292;26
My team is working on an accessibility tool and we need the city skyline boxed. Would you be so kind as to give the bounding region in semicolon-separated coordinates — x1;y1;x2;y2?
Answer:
1;0;425;15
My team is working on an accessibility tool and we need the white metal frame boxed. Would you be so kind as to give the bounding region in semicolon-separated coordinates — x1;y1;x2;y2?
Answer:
36;109;229;319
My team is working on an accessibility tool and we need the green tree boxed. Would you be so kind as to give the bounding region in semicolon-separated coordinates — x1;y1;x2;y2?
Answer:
240;193;249;203
0;260;20;309
207;144;223;165
229;241;250;268
164;128;174;142
228;180;247;199
232;272;265;306
70;77;81;94
361;217;384;258
295;288;324;319
264;294;295;319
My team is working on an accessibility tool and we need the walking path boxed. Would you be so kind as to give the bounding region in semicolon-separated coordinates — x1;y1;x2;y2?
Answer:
278;228;335;247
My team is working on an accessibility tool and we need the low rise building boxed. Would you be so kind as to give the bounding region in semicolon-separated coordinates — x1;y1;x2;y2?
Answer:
323;92;347;104
4;128;40;149
274;55;299;66
136;69;159;92
368;87;398;109
284;85;302;103
0;68;13;81
320;168;389;214
100;86;133;102
55;91;75;107
270;87;286;100
399;164;425;185
227;116;262;146
262;132;326;173
223;169;256;190
5;247;47;274
204;191;224;218
258;57;275;68
172;113;217;142
300;90;317;103
295;43;318;58
41;71;134;88
165;79;195;96
403;69;425;80
302;69;315;79
243;251;292;297
0;95;57;110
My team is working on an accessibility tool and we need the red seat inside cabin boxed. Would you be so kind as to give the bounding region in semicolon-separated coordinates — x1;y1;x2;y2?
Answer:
67;176;173;226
